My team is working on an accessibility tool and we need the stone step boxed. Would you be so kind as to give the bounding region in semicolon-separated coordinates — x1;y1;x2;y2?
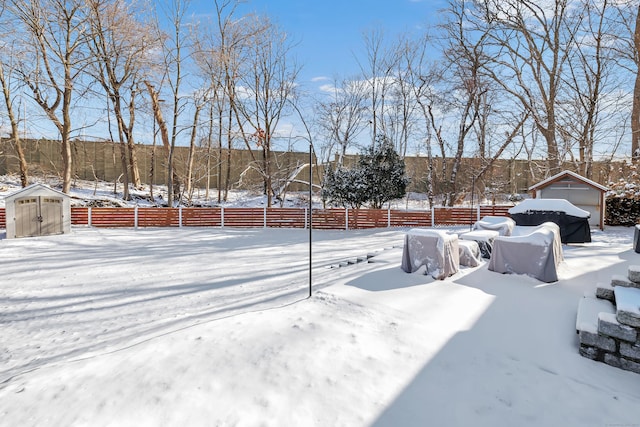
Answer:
576;294;617;357
576;294;616;335
595;282;615;302
615;286;640;328
611;274;640;290
598;312;638;343
629;265;640;284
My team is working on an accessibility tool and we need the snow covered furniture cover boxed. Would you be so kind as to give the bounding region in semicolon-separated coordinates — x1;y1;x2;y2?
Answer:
458;240;482;268
459;230;500;258
401;229;460;280
508;199;591;244
488;222;564;283
472;216;516;236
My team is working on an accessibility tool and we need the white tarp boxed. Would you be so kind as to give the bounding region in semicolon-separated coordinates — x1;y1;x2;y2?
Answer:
401;229;459;280
488;223;564;283
473;216;516;236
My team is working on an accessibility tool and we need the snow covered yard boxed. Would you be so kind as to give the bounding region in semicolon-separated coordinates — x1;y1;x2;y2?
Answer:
0;225;639;426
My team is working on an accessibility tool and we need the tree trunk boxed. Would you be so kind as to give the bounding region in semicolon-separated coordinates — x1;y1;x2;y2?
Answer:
185;103;202;204
126;89;141;187
633;5;640;162
0;63;28;187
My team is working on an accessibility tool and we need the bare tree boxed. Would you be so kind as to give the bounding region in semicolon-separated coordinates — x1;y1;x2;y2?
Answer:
562;0;613;177
473;0;581;175
632;5;640;161
387;34;425;158
11;0;93;193
194;0;247;203
356;28;399;143
314;76;367;166
183;91;204;203
423;0;491;206
86;0;156;199
233;15;300;207
150;0;195;207
602;1;640;162
0;2;28;187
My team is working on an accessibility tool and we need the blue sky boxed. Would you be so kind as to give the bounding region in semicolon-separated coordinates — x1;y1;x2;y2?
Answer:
196;0;444;87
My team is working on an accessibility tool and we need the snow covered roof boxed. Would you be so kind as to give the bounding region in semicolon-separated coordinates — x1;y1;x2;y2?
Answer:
3;183;69;201
528;170;608;192
508;198;591;217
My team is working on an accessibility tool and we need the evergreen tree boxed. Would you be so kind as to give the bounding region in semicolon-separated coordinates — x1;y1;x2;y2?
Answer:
322;135;409;208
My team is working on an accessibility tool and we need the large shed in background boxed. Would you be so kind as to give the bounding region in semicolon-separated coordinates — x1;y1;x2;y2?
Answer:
529;170;607;230
4;183;71;239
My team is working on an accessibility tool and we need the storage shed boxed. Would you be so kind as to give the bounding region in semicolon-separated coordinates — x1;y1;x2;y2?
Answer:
4;184;71;239
529;170;607;230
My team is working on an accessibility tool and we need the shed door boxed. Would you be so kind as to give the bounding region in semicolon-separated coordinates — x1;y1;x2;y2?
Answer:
14;196;64;237
40;197;63;235
15;197;40;237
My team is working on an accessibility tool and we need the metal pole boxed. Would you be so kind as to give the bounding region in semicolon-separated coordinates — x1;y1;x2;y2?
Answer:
308;142;313;298
470;175;475;231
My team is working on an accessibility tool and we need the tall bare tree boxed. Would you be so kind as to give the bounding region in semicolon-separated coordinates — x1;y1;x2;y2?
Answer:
473;0;581;175
86;0;156;199
356;28;399;143
562;0;614;177
233;15;300;207
194;0;247;203
150;0;194;207
632;5;640;161
314;76;367;166
11;0;92;193
0;2;28;187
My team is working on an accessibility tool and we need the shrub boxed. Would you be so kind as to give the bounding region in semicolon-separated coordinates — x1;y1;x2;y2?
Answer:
322;135;409;209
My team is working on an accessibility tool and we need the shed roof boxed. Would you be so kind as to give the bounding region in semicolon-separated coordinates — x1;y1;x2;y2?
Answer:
3;183;69;201
528;170;608;192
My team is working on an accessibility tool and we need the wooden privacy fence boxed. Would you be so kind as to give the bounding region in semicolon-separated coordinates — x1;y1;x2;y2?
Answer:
0;205;512;230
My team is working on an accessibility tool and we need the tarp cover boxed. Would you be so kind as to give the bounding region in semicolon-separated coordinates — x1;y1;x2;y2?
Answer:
401;229;459;280
509;211;591;243
508;199;591;244
458;240;482;267
509;199;590;217
473;216;516;236
488;223;564;283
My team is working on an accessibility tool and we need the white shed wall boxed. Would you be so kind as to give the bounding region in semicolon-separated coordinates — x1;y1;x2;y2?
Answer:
537;186;601;227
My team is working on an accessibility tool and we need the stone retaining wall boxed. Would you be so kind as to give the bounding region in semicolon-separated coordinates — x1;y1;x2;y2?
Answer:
577;266;640;374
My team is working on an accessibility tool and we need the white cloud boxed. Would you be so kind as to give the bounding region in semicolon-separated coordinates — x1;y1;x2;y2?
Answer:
318;83;341;94
311;76;330;83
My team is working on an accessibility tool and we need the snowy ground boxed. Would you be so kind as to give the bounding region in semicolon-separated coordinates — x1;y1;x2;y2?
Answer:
1;224;639;426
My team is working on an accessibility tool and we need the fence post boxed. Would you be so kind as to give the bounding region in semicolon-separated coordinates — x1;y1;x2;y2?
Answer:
387;207;391;228
179;206;183;227
264;207;267;228
88;207;92;227
305;207;308;229
345;208;349;230
431;207;435;227
221;207;225;227
134;206;138;229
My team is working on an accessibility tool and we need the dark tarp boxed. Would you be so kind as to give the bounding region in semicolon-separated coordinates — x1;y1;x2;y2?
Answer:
634;225;640;253
509;211;591;244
